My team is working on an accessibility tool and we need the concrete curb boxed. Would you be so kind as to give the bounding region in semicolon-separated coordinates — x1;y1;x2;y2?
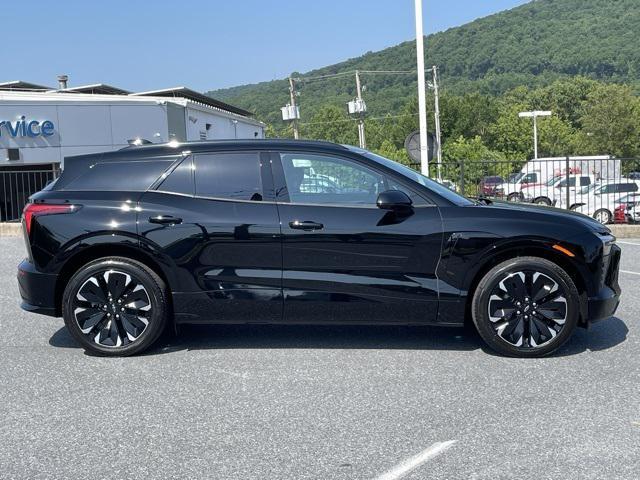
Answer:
0;223;22;237
609;225;640;239
0;222;638;239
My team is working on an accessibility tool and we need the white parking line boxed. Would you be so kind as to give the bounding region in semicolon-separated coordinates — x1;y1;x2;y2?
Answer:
374;441;457;480
621;270;640;276
618;241;640;246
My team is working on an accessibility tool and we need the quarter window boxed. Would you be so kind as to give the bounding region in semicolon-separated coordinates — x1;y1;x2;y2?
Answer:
194;152;263;201
157;156;194;195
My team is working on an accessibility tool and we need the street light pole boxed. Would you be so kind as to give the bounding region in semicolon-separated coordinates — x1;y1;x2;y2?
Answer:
414;0;429;176
519;110;552;160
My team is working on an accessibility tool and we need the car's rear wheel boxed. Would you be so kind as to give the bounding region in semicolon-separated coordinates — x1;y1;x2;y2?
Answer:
534;197;552;206
471;257;579;357
594;209;612;224
62;257;169;356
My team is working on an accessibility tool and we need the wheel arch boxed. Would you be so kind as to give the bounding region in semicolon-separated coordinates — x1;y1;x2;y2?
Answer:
463;243;589;328
54;244;171;317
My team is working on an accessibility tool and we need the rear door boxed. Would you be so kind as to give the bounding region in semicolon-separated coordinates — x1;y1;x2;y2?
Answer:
271;150;443;325
138;151;282;324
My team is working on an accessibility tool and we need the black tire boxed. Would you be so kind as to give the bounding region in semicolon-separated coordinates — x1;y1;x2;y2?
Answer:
62;257;169;356
507;193;522;202
534;197;552;206
471;257;579;358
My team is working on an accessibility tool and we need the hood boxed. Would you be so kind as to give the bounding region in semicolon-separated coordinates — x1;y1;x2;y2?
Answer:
479;199;610;234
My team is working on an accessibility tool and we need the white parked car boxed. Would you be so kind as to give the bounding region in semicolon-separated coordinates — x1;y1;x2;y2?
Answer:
521;174;595;205
497;156;618;202
572;180;640;224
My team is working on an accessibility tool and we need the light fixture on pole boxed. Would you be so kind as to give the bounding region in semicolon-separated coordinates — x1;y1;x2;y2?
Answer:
414;0;429;176
519;110;552;160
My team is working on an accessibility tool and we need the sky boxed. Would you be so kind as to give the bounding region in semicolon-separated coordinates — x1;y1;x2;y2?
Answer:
3;0;530;93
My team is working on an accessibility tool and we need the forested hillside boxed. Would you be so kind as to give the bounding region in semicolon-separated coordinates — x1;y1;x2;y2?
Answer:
207;0;640;127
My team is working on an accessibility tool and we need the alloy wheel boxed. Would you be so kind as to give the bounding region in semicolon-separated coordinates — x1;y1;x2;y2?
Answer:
487;271;567;348
594;209;612;224
73;270;152;348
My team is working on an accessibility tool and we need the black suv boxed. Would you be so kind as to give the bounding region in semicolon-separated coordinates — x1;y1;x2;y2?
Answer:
18;140;621;357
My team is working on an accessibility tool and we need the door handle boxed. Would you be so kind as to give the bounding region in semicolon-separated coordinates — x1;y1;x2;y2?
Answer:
149;215;183;225
289;220;324;231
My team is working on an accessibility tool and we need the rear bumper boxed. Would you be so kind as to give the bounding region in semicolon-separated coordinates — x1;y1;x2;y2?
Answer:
18;259;59;317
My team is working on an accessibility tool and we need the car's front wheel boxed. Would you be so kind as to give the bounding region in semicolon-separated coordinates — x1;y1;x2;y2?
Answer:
594;209;612;224
471;257;579;357
62;257;169;356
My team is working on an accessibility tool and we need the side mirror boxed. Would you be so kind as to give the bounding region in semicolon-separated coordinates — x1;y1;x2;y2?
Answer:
377;190;413;211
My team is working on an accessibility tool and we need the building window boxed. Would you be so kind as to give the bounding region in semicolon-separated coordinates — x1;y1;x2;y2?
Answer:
7;149;20;161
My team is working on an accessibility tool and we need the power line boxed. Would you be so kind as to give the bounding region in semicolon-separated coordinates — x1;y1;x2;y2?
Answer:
299;112;419;127
295;69;416;84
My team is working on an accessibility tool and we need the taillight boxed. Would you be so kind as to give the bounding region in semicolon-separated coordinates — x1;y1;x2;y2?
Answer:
23;203;78;236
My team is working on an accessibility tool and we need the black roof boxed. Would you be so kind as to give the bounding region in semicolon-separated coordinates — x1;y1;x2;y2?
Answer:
114;139;348;156
0;80;52;91
131;87;254;117
59;84;131;95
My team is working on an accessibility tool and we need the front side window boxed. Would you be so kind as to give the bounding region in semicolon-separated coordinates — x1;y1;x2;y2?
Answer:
279;153;428;206
194;152;263;201
280;153;384;205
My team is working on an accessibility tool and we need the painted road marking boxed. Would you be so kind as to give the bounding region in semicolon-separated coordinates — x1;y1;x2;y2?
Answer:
621;270;640;276
374;441;457;480
618;241;640;246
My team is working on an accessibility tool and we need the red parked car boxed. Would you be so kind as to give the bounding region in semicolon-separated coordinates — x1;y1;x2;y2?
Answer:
479;176;505;196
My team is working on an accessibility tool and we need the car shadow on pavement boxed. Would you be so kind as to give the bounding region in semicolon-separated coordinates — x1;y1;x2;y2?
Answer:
49;316;628;357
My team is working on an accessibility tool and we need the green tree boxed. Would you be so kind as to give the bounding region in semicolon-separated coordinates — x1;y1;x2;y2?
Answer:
578;84;640;157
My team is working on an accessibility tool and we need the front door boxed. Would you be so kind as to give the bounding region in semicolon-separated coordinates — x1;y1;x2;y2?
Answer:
272;150;443;325
138;151;282;324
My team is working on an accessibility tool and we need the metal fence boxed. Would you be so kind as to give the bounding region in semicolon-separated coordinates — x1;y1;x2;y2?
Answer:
411;157;640;225
0;168;59;222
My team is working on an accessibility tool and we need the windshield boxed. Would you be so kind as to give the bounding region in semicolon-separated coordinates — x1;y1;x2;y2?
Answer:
580;184;598;194
509;172;524;183
546;175;562;186
352;148;474;206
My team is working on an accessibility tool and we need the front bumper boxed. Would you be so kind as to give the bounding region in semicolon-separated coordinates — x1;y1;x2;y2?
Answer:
586;243;621;324
18;259;59;317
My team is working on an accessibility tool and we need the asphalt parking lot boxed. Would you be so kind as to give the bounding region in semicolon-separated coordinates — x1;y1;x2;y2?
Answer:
0;237;638;480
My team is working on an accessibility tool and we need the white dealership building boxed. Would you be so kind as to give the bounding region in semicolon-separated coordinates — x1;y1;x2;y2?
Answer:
0;78;264;219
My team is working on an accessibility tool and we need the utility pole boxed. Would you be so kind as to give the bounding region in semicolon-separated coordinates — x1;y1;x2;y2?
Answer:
355;70;366;149
288;77;300;139
432;65;442;181
414;0;429;176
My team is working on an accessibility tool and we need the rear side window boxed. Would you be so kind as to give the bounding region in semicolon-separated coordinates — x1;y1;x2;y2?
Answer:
64;160;174;191
194;152;263;201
